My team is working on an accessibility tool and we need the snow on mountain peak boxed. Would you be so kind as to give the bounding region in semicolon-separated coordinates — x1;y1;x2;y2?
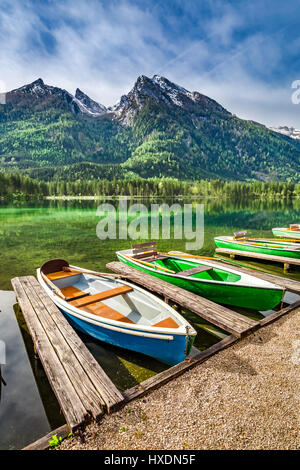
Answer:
74;88;107;116
7;74;229;124
13;78;53;97
269;126;300;140
9;79;107;118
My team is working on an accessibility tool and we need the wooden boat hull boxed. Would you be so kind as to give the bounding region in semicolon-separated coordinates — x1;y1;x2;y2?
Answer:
37;265;196;366
116;251;284;311
272;228;300;239
57;308;191;366
214;235;300;259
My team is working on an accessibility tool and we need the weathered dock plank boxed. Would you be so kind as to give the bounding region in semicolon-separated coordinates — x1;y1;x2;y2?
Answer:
259;299;300;327
25;276;124;413
106;262;259;337
23;424;70;451
11;277;88;430
21;277;105;419
11;276;124;430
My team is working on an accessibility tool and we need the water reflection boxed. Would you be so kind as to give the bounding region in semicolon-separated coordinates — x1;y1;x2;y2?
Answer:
0;292;59;450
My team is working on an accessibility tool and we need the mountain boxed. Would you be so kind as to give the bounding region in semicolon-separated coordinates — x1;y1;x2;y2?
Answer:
74;88;107;116
1;75;300;182
110;75;229;125
269;126;300;141
7;78;106;117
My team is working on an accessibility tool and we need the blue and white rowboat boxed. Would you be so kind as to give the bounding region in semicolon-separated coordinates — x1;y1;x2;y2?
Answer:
37;259;196;365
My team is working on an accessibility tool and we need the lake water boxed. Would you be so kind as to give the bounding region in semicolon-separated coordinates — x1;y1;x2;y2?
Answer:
1;197;300;448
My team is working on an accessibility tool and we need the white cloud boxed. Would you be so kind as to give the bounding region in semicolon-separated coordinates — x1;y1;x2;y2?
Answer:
0;0;171;103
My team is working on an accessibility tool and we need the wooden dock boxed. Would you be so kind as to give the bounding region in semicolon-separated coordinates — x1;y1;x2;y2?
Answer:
106;258;300;406
215;247;300;272
106;262;259;337
11;276;124;431
14;261;300;450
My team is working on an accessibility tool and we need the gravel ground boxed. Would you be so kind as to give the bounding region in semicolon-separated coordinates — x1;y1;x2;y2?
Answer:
59;309;300;450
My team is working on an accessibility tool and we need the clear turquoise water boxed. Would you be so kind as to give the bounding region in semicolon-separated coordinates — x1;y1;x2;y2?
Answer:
1;197;300;288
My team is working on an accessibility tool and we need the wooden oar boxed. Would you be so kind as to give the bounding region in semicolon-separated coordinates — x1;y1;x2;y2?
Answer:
40;271;67;300
122;254;176;273
63;266;121;279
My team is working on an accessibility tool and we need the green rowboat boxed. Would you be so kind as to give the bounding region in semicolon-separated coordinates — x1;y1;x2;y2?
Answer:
116;248;285;311
272;226;300;239
214;235;300;259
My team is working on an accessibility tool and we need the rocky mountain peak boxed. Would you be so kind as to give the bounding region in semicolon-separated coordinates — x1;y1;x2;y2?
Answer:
11;78;52;97
74;88;107;116
6;74;229;123
112;74;230;124
31;78;44;86
8;79;106;118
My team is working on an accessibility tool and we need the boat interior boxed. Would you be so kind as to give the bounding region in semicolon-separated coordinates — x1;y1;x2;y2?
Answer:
129;243;241;283
40;259;180;329
220;231;300;251
231;238;300;250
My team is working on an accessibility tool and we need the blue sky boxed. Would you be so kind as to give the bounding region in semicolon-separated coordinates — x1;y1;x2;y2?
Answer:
0;0;300;127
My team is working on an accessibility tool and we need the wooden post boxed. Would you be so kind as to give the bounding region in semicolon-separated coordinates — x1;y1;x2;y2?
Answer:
284;263;290;273
33;344;39;360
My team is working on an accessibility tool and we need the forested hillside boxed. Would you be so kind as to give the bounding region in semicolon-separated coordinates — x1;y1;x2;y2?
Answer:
1;75;299;182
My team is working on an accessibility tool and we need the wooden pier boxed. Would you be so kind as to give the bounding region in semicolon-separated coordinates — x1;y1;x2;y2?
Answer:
106;259;300;405
215;247;300;272
11;276;124;431
11;262;300;450
106;262;259;337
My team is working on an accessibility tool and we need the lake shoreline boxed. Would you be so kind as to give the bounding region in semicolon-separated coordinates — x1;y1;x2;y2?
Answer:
58;307;300;450
2;194;300;201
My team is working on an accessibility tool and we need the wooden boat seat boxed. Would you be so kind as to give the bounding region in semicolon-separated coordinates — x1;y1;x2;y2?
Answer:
81;302;135;324
69;285;133;309
153;317;179;328
178;266;213;277
131;241;169;261
47;271;79;281
233;230;248;240
60;285;90;302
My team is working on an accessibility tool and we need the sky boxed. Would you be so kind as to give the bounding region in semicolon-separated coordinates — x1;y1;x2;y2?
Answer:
0;0;300;127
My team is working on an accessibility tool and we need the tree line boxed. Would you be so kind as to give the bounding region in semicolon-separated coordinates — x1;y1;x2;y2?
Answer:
1;172;300;199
